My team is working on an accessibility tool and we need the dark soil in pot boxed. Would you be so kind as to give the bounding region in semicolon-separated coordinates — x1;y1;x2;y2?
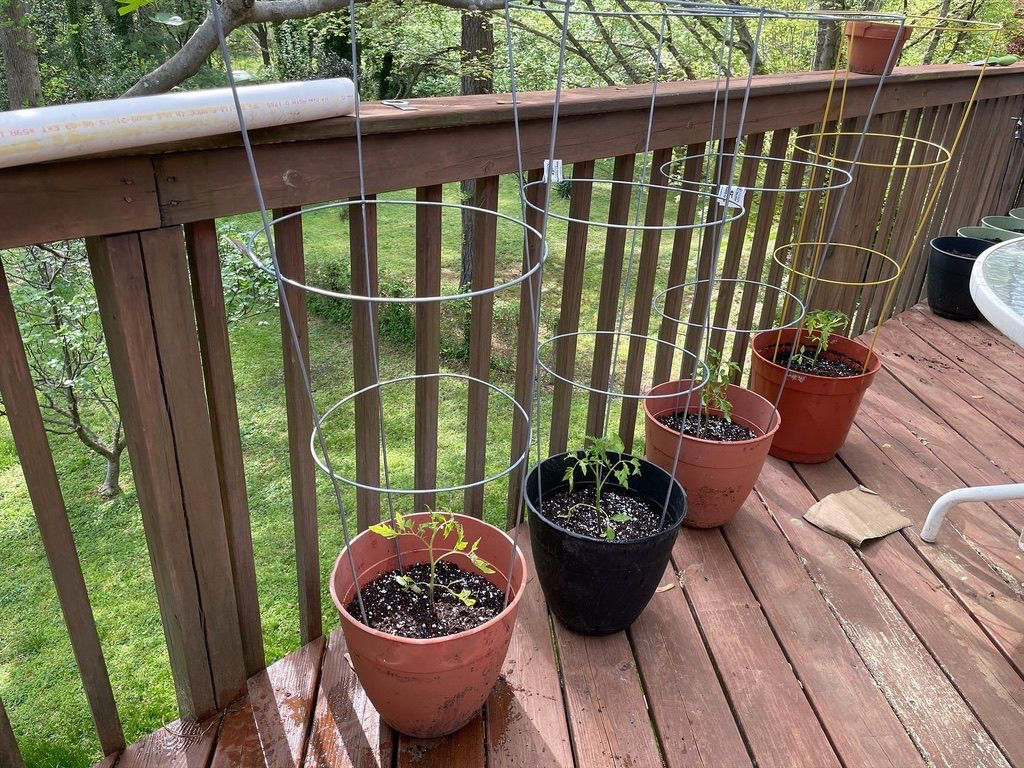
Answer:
540;486;660;540
346;560;504;639
767;343;863;377
657;411;756;441
526;452;686;635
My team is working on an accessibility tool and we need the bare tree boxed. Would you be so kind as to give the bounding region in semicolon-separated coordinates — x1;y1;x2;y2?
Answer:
0;0;42;108
2;242;127;497
460;8;494;287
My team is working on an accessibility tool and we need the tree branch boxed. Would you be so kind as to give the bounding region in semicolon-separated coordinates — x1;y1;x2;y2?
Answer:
123;0;508;96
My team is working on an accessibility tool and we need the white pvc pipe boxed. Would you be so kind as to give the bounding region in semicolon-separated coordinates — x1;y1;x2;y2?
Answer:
0;78;355;170
920;482;1024;543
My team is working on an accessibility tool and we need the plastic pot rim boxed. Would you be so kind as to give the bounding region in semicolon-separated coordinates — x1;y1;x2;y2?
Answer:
642;382;781;448
752;330;882;384
526;452;685;546
930;235;992;261
331;512;527;647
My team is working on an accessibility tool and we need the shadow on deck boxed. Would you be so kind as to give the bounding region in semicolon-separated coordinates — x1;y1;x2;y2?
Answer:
99;305;1024;768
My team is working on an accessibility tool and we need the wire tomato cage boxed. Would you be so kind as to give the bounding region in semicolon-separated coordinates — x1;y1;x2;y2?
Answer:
211;0;1004;619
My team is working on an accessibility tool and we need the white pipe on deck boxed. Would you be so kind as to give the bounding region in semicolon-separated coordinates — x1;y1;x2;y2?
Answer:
0;78;354;170
920;482;1024;545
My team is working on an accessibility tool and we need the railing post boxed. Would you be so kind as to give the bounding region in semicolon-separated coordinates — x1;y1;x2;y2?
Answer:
88;226;246;719
185;220;266;675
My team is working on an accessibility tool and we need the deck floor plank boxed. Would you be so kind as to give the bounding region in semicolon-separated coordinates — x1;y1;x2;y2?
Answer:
841;404;1024;669
721;496;926;767
485;529;574;768
113;716;221;768
303;630;393;768
791;454;1024;766
396;717;485;767
757;460;1013;768
629;567;752;768
672;530;841;768
553;617;663;767
211;635;325;768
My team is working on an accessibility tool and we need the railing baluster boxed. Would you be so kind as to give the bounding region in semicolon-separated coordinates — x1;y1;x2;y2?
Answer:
507;168;545;525
731;129;790;371
185;220;266;676
0;698;23;768
273;209;323;645
0;257;124;754
709;134;765;357
464;176;499;517
618;147;672;451
653;143;705;385
549;160;595;455
350;196;383;530
586;153;636;439
415;185;443;514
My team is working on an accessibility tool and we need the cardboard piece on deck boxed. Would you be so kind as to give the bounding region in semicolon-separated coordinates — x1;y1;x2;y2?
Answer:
804;486;911;547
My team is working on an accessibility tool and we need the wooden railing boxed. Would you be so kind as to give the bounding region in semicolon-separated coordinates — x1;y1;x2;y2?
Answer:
1;63;1023;763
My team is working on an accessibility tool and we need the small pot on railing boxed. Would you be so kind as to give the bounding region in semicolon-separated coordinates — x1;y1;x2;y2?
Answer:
330;513;526;738
927;236;990;320
525;451;685;635
749;329;881;464
844;21;912;75
643;379;780;528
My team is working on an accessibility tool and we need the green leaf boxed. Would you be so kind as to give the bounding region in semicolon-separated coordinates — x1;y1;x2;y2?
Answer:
116;0;156;15
456;589;476;606
601;526;616;540
609;512;631;522
369;523;398;539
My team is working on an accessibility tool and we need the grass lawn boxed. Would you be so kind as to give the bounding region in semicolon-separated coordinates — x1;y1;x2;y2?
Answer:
0;162;768;766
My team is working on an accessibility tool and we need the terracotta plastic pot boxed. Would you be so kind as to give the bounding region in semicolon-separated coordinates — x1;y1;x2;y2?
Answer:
525;452;686;635
330;513;527;738
749;329;881;464
844;21;911;75
643;379;780;528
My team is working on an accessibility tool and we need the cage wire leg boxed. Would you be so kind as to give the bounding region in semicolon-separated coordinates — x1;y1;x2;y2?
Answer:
208;0;369;620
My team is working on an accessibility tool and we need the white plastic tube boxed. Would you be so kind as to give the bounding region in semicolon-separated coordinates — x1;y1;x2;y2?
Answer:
920;482;1024;544
0;78;355;170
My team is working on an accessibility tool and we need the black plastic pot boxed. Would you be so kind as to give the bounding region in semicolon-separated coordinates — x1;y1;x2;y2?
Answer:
525;452;686;635
927;236;989;320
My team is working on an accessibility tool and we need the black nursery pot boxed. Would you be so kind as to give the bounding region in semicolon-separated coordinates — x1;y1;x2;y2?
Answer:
525;452;687;635
927;236;990;320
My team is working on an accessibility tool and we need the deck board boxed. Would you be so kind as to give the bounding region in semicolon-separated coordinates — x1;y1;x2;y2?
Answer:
102;306;1024;768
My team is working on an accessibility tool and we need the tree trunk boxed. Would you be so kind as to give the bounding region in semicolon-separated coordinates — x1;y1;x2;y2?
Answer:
253;23;272;68
813;21;843;71
459;10;494;288
98;446;123;498
0;0;43;109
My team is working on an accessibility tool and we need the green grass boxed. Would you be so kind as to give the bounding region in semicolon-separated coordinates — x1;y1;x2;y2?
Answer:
0;163;771;766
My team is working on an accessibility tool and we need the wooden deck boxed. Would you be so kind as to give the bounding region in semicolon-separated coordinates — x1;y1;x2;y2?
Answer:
99;306;1024;768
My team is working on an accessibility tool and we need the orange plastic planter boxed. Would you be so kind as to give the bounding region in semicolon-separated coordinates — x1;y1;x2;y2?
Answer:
749;329;881;464
643;380;780;528
330;513;527;737
845;21;911;75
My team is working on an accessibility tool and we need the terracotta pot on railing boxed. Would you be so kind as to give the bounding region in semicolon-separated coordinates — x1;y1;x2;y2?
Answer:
845;21;912;75
643;380;780;528
330;513;526;738
749;329;881;464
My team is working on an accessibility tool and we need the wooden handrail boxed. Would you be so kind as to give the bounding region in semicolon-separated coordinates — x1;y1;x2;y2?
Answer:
2;64;1023;250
